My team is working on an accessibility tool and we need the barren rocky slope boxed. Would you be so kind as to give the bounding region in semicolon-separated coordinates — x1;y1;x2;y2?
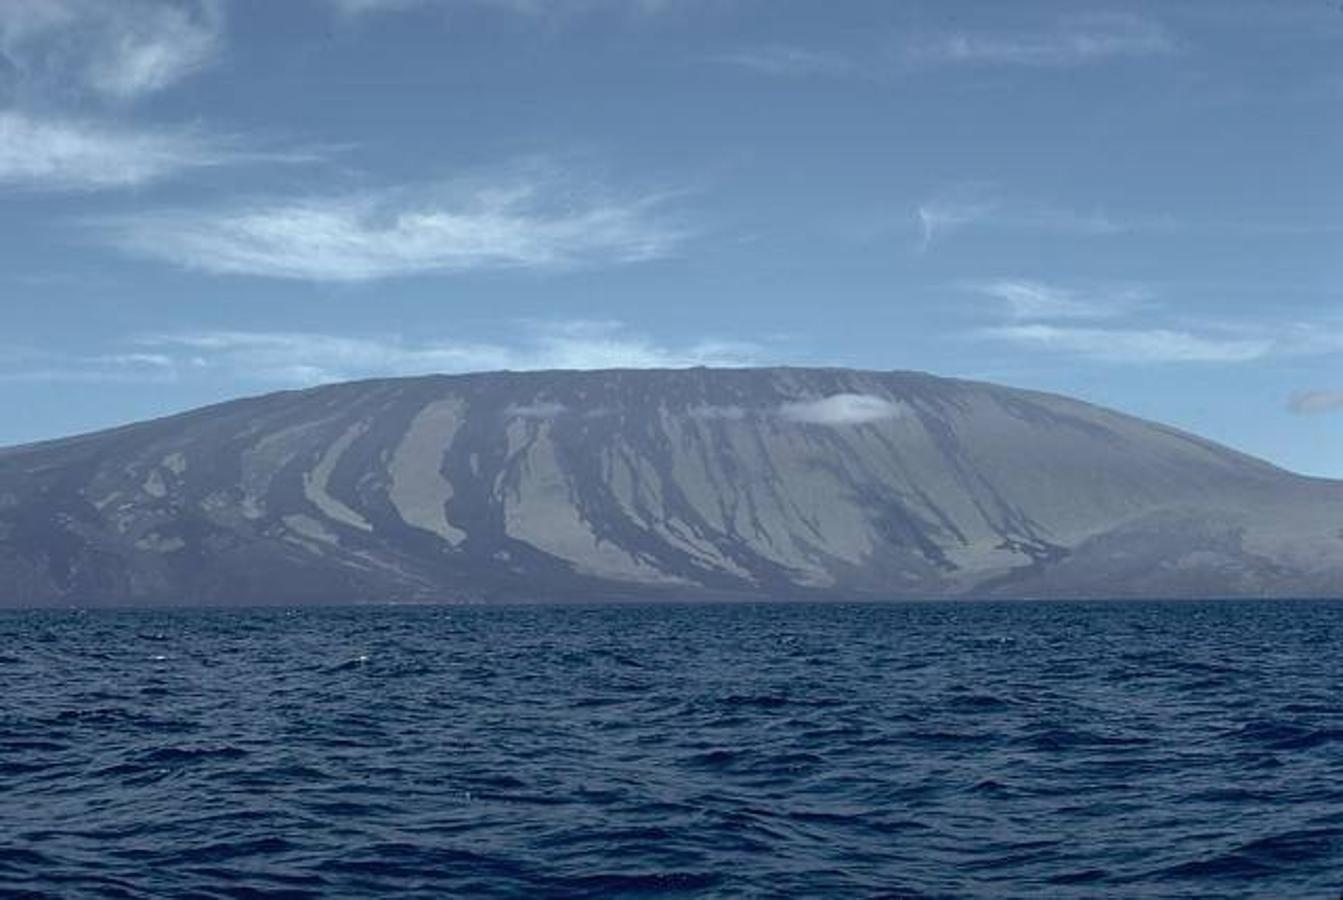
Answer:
2;368;1340;606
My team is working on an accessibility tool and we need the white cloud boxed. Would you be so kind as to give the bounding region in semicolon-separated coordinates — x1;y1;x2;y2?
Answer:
710;46;852;77
904;14;1174;68
0;0;222;101
126;321;762;385
0;347;177;384
0;6;301;193
140;331;512;384
1287;391;1343;415
779;394;907;426
0;322;760;386
1006;206;1149;236
84;2;221;99
913;189;1173;252
0;111;237;190
711;15;1173;83
92;177;687;280
916;197;995;252
964;295;1343;368
325;0;676;19
681;396;913;426
325;0;426;14
969;279;1149;321
526;320;759;371
980;324;1271;364
911;192;1321;252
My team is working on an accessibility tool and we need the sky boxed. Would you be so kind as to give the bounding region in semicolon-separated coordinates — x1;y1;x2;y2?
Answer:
1;0;1341;477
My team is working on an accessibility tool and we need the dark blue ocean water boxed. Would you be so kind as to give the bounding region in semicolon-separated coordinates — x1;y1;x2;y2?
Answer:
3;600;1343;899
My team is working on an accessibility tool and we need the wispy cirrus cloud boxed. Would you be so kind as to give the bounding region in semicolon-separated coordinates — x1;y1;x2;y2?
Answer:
0;2;254;192
968;279;1150;321
1;322;764;386
0;111;251;190
324;0;678;20
709;45;853;78
0;347;177;384
0;0;223;101
904;14;1175;69
913;188;1170;252
966;278;1343;366
1004;206;1155;236
911;187;1335;253
979;324;1272;364
916;196;996;253
1287;391;1343;415
711;14;1174;83
133;321;761;385
323;0;426;14
90;173;688;280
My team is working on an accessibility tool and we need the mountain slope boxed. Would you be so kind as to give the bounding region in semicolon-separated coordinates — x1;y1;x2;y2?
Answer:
2;368;1340;606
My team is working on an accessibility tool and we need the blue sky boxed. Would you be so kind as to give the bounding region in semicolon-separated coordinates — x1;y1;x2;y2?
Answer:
2;0;1341;476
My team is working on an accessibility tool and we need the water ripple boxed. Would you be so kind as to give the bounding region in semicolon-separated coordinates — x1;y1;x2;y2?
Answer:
2;600;1343;897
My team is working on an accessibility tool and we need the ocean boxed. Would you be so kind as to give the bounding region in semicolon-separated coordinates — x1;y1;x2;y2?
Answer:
2;600;1342;898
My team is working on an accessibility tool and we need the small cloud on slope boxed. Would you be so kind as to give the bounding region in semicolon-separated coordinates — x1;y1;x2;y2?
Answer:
779;394;907;426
